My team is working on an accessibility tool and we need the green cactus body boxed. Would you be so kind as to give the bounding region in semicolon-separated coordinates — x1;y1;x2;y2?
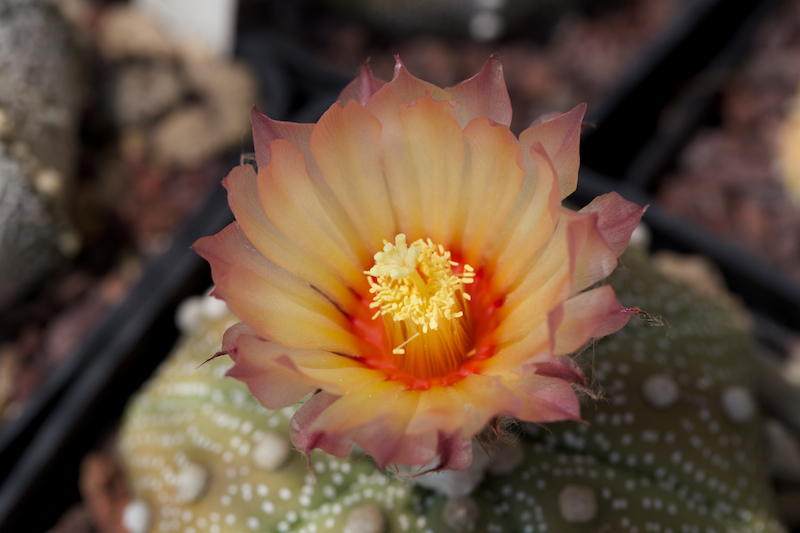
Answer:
119;249;785;533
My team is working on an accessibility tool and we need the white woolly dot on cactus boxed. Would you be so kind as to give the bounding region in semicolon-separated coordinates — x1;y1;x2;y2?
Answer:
642;373;680;409
121;500;151;533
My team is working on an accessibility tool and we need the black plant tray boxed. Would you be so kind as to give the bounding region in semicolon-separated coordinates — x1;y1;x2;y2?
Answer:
0;1;789;530
576;0;800;339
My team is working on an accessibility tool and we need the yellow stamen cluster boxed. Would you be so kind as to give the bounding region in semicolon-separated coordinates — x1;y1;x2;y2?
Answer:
367;234;474;336
366;234;475;377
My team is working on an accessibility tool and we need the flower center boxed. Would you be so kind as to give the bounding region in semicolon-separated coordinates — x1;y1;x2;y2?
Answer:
366;234;475;383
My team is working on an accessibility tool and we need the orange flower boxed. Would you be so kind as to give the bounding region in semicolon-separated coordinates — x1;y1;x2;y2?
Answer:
193;57;645;471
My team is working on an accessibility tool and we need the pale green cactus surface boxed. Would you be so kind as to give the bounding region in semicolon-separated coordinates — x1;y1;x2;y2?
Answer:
119;249;786;533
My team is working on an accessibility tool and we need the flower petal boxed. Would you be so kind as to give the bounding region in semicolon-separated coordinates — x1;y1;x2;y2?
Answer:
222;164;359;311
456;117;524;266
226;335;320;410
308;381;408;435
446;55;512;128
337;62;386;106
579;191;647;256
451;374;523;436
291;391;357;459
259;139;368;293
505;373;583;423
366;60;454;237
396;95;465;243
407;386;467;435
310;100;397;251
194;222;361;355
489;141;561;292
553;285;628;355
251;107;314;171
519;103;586;200
563;207;621;294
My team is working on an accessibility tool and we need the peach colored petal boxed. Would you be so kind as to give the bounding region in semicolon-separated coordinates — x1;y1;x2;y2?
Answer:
396;95;465;244
451;374;523;436
291;391;357;459
337;62;386;106
456;117;524;266
505;373;583;423
366;58;453;122
488;141;561;292
491;214;574;345
580;191;647;256
434;432;473;472
519;103;586;200
366;60;454;237
446;55;512;128
553;285;627;355
222;164;360;311
533;356;587;388
251;107;314;171
479;319;551;378
310;101;397;252
407;386;467;435
216;265;362;355
253;106;371;266
562;207;620;294
226;336;321;410
353;392;436;468
226;333;385;405
194;222;355;334
308;381;409;435
258;139;368;293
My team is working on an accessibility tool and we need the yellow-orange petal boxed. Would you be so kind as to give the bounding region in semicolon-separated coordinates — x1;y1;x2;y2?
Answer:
194;222;355;332
489;141;561;292
259;139;368;293
223;164;360;311
407;385;467;435
451;374;523;436
479;319;551;378
491;212;575;345
230;334;384;400
446;55;512;128
353;392;437;468
216;264;362;355
365;60;454;237
310;100;397;251
456;117;524;266
397;95;465;244
308;381;410;435
519;103;586;200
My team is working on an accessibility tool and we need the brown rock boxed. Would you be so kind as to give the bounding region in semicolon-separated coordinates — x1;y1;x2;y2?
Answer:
79;453;130;533
96;5;174;61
